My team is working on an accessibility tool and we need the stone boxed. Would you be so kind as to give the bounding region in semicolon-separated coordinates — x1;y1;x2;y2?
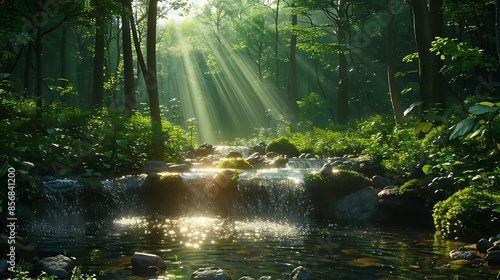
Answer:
335;187;379;221
0;235;37;260
487;245;500;253
258;277;272;280
226;152;243;158
191;266;232;280
378;187;399;199
169;164;190;173
143;160;168;173
265;152;280;159
485;251;500;266
477;238;495;254
319;163;332;175
42;180;82;194
81;172;102;178
449;247;478;260
372;175;390;189
131;252;166;275
290;266;315;280
31;255;75;279
238;277;255;280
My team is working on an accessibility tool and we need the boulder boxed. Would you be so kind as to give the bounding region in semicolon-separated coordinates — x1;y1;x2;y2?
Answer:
226;151;243;158
372;175;389;189
131;252;166;275
42;180;82;194
485;251;500;266
143;161;168;173
449;247;478;260
290;266;315;280
169;164;190;173
335;187;379;221
30;255;75;279
191;266;232;280
477;238;495;254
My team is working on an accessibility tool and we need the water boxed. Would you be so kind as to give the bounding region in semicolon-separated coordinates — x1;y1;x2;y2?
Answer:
23;215;499;279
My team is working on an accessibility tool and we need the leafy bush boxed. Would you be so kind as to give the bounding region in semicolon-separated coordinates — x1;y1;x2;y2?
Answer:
433;187;500;240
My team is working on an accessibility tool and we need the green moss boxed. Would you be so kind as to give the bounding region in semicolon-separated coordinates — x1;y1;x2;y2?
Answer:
399;178;428;196
265;137;300;157
305;169;371;192
216;158;254;169
433;187;500;241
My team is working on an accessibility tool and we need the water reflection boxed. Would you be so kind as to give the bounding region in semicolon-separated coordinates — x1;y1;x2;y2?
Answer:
24;215;500;279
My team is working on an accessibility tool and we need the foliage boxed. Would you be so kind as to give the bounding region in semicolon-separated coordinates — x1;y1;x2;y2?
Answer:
433;187;500;240
265;137;300;157
216;158;254;169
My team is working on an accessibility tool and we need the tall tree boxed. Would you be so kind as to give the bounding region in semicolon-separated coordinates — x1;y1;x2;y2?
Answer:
288;2;298;116
386;0;402;124
410;0;444;109
122;0;136;116
336;0;349;124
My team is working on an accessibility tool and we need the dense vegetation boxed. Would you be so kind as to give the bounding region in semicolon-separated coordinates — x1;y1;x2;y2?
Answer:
1;0;500;242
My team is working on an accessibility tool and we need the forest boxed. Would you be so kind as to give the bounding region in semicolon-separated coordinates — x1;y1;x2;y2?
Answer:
1;0;500;277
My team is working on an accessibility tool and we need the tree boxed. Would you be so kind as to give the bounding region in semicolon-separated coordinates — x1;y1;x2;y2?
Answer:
288;2;298;116
409;0;444;109
122;0;136;116
386;0;402;124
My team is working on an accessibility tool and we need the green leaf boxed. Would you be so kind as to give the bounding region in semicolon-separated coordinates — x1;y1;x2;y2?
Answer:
468;104;499;115
115;139;128;148
47;128;54;135
479;101;495;107
404;101;423;116
422;164;432;174
449;118;479;140
103;151;113;159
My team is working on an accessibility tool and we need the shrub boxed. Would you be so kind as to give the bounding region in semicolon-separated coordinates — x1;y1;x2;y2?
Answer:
433;187;500;241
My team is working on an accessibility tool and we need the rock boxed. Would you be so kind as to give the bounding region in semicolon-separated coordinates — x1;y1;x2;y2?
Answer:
258;277;272;280
485;251;500;266
477;238;495;254
0;259;8;274
146;172;160;182
81;172;102;178
131;252;166;275
487;245;500;253
449;247;478;260
42;180;82;194
319;163;332;175
31;255;75;279
372;175;389;189
191;266;232;280
226;152;243;158
143;160;168;173
169;164;190;173
290;266;315;280
378;187;399;199
252;142;267;154
335;187;379;221
265;152;280;159
238;277;255;280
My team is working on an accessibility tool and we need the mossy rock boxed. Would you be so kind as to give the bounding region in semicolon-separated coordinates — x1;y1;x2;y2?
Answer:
433;187;500;241
265;137;300;157
399;178;429;197
305;169;371;196
216;158;254;169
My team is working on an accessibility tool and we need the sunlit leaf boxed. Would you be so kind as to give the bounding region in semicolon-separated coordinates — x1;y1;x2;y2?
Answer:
479;101;495;107
449;118;479;140
468;104;498;115
404;101;423;116
422;164;432;174
469;128;485;139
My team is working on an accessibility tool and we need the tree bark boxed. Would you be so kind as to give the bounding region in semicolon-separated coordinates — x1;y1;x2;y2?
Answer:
288;3;298;116
410;0;443;110
92;16;106;108
146;0;164;160
337;0;349;125
122;0;136;117
496;0;500;60
386;0;403;124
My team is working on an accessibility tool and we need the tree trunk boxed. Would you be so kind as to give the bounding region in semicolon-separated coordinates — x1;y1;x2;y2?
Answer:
386;0;403;124
410;0;442;110
23;44;32;98
34;0;43;114
337;0;349;125
496;0;500;60
146;0;164;160
288;3;298;116
122;0;136;117
60;24;68;103
92;16;106;108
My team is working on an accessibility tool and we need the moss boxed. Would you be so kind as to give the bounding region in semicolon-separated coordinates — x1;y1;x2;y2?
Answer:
305;169;371;193
433;187;500;241
265;137;300;157
216;158;254;169
399;178;428;196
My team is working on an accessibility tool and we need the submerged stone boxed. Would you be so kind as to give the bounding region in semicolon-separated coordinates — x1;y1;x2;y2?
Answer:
290;266;315;280
191;266;232;280
31;254;75;279
131;252;166;276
